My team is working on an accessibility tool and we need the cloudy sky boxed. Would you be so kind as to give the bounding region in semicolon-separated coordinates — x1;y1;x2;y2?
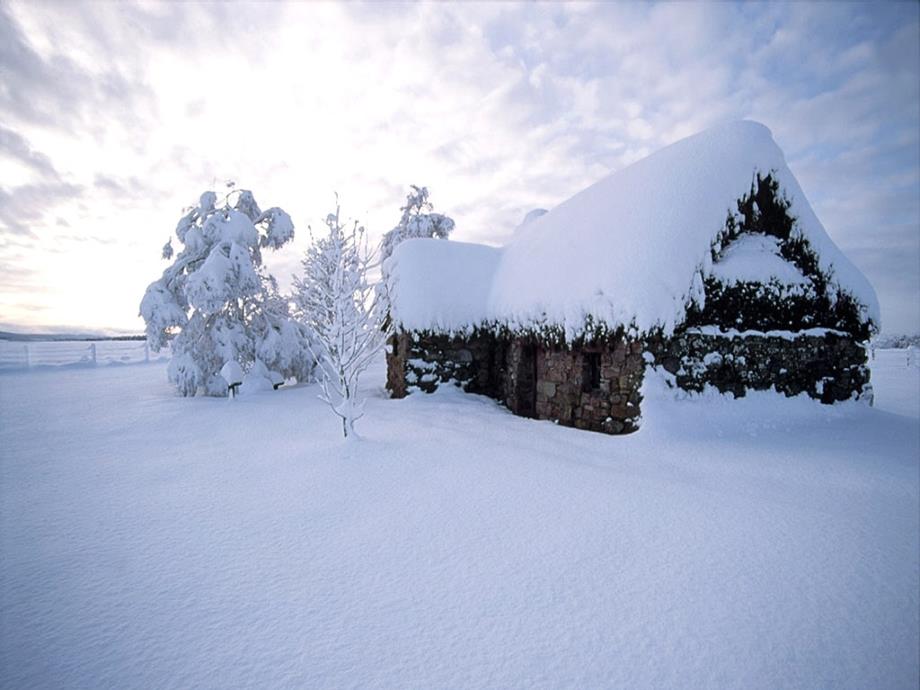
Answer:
1;0;918;334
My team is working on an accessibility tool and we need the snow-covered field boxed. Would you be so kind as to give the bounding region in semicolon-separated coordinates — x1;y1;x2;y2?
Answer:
872;348;920;418
1;354;917;689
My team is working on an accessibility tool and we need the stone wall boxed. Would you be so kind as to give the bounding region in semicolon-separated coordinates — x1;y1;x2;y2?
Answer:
385;332;411;398
387;326;871;435
650;329;870;402
385;330;502;398
530;340;645;434
387;330;648;435
684;279;872;342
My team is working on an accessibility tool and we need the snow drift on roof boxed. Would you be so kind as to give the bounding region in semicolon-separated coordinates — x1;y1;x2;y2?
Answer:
387;120;879;336
385;239;502;334
710;234;811;287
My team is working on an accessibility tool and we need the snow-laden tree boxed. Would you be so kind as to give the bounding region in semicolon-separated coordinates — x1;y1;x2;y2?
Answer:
293;202;390;438
140;188;313;396
248;269;317;387
380;185;455;263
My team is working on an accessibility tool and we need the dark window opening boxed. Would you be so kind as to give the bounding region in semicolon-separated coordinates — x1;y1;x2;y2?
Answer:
582;352;601;392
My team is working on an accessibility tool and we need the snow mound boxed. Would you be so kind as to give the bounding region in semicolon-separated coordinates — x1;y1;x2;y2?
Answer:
519;208;549;227
219;360;243;386
710;234;810;287
388;121;879;336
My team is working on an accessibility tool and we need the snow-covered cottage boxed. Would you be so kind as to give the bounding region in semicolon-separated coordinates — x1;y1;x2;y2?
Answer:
383;121;879;434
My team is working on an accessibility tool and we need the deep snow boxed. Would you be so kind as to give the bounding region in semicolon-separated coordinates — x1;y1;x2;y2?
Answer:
0;356;917;689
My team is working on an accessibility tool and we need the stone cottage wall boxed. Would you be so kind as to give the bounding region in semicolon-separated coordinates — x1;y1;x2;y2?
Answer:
386;331;648;434
387;326;871;435
651;329;870;402
385;332;410;398
385;330;501;398
529;340;645;434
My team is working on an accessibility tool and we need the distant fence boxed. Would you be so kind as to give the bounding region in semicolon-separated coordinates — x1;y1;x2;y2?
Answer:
870;346;919;368
0;340;170;371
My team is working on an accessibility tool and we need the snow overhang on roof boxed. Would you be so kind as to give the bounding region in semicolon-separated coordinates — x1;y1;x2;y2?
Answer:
384;238;502;335
386;120;879;338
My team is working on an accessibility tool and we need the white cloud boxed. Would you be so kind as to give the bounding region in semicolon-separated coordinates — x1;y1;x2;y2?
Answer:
0;0;917;332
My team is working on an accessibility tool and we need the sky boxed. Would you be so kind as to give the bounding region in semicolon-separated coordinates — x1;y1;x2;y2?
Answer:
0;0;918;335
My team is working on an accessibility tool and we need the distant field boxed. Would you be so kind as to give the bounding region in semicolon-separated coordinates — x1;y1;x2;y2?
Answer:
870;347;920;418
0;339;169;371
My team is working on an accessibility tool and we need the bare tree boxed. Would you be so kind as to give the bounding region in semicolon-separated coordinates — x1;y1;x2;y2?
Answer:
293;201;390;439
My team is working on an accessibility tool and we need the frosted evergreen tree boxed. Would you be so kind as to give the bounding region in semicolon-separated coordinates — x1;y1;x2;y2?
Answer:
140;187;312;396
293;201;390;439
380;185;455;263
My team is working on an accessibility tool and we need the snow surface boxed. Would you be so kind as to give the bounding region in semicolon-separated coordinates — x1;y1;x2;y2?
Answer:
386;239;502;333
870;348;920;418
518;208;549;228
710;233;811;287
1;356;917;689
387;121;880;336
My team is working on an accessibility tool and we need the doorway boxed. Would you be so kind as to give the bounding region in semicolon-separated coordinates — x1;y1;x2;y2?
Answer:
516;344;538;418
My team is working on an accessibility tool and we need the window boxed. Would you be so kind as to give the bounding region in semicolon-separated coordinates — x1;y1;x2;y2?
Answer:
582;352;601;392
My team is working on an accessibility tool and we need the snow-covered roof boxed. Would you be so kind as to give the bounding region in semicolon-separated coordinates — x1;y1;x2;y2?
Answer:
386;239;502;333
386;121;879;337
